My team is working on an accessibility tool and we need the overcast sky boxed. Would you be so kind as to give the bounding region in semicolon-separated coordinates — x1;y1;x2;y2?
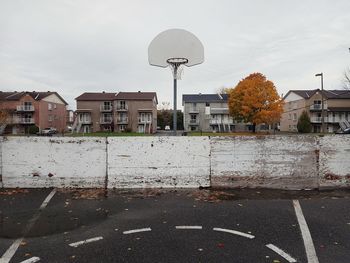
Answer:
1;0;349;109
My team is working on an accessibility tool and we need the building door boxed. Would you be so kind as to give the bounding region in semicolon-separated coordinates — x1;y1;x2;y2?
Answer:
138;125;145;133
83;125;90;133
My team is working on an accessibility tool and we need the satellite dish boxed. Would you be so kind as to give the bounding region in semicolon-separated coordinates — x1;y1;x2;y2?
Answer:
148;29;204;134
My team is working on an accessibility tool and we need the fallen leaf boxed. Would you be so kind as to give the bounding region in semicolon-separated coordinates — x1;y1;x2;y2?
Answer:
217;243;224;248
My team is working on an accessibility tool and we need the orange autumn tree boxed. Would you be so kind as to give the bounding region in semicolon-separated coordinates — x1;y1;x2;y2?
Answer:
228;73;284;132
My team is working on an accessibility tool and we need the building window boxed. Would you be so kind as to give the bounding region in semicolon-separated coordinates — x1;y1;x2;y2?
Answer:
48;103;52;110
191;102;197;111
48;115;53;122
119;125;126;131
118;101;127;110
288;114;291;120
293;113;297;121
206;102;210;107
53;104;57;109
139;113;151;122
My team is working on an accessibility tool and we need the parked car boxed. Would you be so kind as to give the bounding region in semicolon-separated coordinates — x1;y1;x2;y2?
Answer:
37;128;56;136
335;128;350;134
164;125;170;131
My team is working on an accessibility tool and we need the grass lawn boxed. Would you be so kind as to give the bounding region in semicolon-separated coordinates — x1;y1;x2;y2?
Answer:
187;131;271;136
66;132;151;137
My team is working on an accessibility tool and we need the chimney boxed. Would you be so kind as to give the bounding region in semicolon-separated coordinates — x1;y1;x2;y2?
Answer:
102;91;105;93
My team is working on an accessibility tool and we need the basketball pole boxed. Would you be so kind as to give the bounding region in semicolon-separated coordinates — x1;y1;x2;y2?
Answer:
173;65;178;135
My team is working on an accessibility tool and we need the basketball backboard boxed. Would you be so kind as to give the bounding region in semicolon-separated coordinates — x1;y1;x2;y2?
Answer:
148;28;204;68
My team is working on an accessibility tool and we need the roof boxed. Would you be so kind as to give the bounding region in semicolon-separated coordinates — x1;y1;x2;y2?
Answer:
116;92;158;103
285;89;350;100
328;107;350;112
323;90;350;99
75;92;118;101
75;92;158;103
183;94;229;103
0;91;68;105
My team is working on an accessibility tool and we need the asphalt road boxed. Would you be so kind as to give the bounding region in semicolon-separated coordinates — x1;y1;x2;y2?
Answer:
0;188;349;263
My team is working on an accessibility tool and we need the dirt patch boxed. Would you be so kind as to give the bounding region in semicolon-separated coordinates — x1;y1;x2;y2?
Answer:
324;173;341;180
0;188;29;195
57;188;107;199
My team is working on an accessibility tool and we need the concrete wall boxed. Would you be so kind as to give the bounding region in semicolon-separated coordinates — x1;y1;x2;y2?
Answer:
107;137;210;188
211;136;318;190
0;135;349;189
1;137;107;188
319;135;350;189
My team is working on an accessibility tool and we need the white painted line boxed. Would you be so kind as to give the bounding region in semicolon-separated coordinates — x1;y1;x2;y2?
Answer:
20;256;41;263
39;188;57;210
69;236;103;248
123;228;152;235
175;226;202;230
0;189;57;263
213;227;255;239
0;238;23;263
293;200;319;263
266;244;297;263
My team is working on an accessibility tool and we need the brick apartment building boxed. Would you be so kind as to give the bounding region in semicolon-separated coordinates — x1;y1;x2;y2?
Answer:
280;89;350;133
0;91;68;134
74;91;158;133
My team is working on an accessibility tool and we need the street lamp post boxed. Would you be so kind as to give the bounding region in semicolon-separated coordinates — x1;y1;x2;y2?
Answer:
315;73;325;133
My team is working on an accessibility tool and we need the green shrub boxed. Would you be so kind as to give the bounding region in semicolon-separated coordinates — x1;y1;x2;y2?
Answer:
297;111;312;133
28;125;39;134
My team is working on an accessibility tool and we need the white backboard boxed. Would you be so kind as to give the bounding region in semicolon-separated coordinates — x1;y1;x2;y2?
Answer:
148;28;204;68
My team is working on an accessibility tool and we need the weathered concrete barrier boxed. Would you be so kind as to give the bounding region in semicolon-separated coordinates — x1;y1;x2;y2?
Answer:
319;135;350;189
1;137;107;188
1;135;349;189
107;137;210;188
210;136;319;190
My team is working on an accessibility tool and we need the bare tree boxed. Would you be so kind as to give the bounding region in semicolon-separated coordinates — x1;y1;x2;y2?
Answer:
0;109;9;125
157;101;171;111
343;67;350;90
216;86;230;94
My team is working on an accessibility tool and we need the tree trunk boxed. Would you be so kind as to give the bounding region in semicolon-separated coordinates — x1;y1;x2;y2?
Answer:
252;123;256;133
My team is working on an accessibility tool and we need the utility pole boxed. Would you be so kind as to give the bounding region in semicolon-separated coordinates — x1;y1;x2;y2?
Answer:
315;73;325;133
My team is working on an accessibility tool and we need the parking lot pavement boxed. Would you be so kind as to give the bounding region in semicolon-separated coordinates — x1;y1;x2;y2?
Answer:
0;189;52;256
0;188;349;263
300;198;350;263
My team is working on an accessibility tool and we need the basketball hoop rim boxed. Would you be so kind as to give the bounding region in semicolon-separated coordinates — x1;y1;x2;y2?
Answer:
167;58;188;66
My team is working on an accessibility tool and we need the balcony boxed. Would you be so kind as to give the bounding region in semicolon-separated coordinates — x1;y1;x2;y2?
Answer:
78;118;92;124
100;104;112;112
188;119;199;125
116;117;128;124
310;104;328;110
16;105;34;112
100;116;113;124
209;119;234;125
138;117;152;124
116;104;128;111
210;108;229;115
311;117;328;123
188;108;199;113
13;117;34;124
327;117;348;123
